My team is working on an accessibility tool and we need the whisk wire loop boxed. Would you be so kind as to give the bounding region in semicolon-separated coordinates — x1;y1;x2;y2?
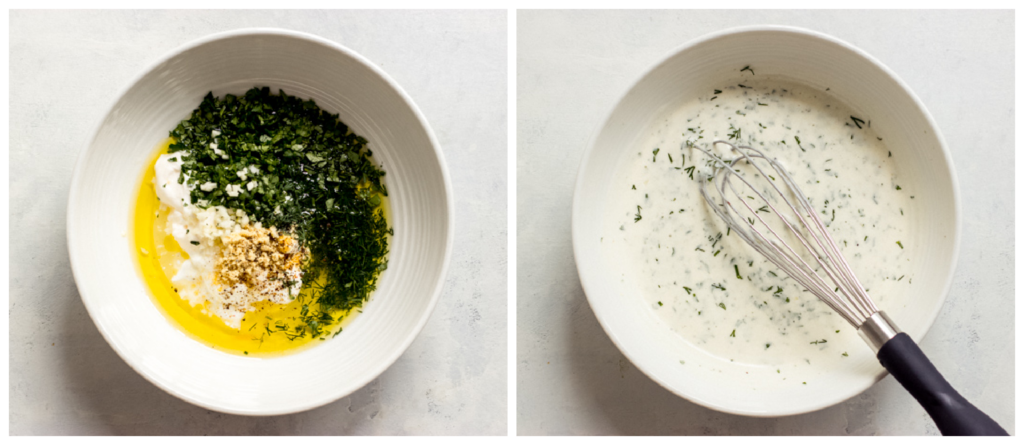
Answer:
692;140;878;327
707;157;860;325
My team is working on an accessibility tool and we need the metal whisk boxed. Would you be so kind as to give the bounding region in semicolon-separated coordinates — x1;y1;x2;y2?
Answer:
693;140;1006;436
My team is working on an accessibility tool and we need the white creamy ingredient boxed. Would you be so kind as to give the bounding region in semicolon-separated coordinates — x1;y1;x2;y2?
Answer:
602;79;916;383
153;153;302;328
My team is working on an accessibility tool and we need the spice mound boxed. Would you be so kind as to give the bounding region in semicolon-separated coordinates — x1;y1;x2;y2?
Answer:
213;226;308;328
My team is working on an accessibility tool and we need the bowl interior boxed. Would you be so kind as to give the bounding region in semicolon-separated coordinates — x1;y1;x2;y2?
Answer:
573;27;957;416
67;30;451;415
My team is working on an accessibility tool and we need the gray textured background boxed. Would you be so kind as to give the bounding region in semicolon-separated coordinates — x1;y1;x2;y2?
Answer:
10;10;507;435
516;10;1014;435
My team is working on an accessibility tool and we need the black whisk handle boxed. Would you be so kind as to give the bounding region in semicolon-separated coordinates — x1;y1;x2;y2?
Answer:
876;333;1007;436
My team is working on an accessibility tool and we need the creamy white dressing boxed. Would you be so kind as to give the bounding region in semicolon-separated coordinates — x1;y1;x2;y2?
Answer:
602;79;916;383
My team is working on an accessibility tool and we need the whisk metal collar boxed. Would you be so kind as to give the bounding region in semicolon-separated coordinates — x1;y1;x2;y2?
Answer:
858;311;902;353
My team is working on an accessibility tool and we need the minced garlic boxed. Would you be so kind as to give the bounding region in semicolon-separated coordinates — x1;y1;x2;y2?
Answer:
210;226;308;324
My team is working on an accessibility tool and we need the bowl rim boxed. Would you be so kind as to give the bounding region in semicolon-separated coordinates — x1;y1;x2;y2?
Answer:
66;27;454;415
571;24;961;417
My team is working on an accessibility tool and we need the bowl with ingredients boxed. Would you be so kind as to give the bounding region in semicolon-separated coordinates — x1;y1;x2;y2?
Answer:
572;25;958;417
67;28;453;415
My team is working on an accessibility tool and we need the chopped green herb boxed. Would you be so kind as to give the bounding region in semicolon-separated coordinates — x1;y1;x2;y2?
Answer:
727;125;741;141
168;87;392;339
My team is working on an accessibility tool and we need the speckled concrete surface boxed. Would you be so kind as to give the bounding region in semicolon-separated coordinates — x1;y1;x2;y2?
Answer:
10;10;507;435
516;10;1014;435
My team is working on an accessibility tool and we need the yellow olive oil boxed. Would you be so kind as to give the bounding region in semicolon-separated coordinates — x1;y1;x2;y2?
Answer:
131;138;385;356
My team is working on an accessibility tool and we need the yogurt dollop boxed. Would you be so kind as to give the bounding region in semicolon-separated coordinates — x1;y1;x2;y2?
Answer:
152;153;302;328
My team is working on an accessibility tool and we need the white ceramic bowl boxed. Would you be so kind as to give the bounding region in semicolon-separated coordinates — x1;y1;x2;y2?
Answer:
572;26;958;417
67;29;453;415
